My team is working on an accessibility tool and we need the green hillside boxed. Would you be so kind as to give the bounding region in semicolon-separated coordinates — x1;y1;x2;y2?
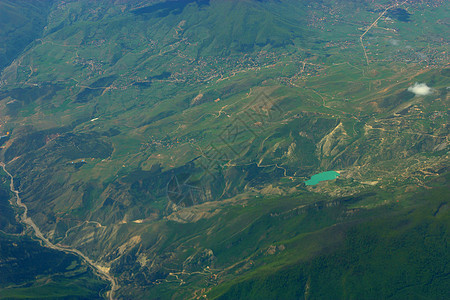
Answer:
211;182;450;299
0;0;54;71
0;0;448;299
0;174;108;299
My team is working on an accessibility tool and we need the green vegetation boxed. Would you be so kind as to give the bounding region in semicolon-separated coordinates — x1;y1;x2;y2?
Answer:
210;183;450;299
0;183;108;299
0;235;107;299
0;234;108;299
0;0;54;71
0;0;448;298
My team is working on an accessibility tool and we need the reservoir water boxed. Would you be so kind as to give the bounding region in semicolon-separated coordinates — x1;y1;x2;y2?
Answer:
305;171;340;186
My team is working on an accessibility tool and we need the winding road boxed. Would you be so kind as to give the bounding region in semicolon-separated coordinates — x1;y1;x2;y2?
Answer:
0;162;118;300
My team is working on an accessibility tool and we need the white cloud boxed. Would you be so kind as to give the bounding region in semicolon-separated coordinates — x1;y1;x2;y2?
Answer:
407;83;433;96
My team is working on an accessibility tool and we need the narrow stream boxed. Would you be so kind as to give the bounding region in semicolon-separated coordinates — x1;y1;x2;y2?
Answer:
0;162;118;300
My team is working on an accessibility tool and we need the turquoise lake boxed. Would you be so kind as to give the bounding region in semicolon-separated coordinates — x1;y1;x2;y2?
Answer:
305;171;340;186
